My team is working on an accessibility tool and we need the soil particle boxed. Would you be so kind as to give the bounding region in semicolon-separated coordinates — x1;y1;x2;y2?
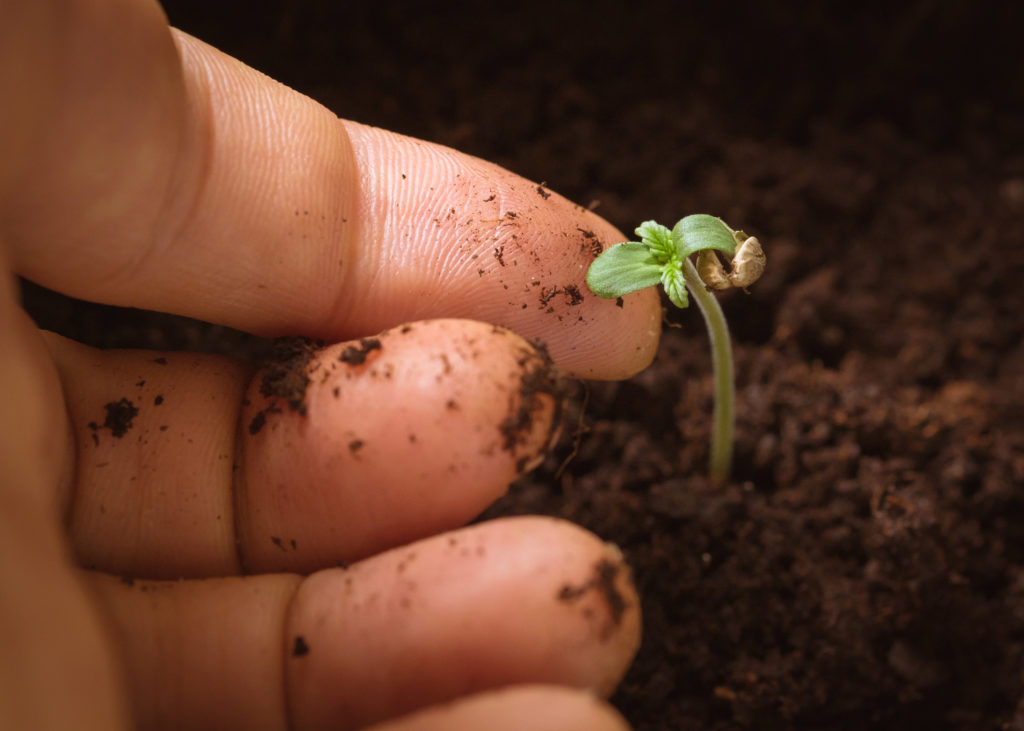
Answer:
88;398;139;439
258;337;323;415
494;245;506;267
563;284;584;306
247;410;267;436
499;343;566;454
291;636;309;657
539;284;584;308
577;227;604;258
539;285;559;307
348;439;364;455
152;357;167;366
557;557;629;640
536;183;551;200
339;337;382;365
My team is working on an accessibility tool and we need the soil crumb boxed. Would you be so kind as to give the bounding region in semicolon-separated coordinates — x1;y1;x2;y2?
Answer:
563;284;584;306
88;398;139;439
557;557;628;639
577;227;604;258
499;342;566;454
248;337;322;435
339;337;382;365
258;337;323;415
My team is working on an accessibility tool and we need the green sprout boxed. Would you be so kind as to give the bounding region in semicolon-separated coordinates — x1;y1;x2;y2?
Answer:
586;214;766;483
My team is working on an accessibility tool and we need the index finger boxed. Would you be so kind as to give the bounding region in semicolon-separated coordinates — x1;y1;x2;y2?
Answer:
2;2;660;379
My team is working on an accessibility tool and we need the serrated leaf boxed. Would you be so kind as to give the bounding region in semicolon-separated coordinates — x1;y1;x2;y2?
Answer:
671;214;739;260
635;220;675;264
661;264;689;309
585;242;664;299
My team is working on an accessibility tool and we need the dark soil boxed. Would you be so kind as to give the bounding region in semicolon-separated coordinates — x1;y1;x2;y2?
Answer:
338;337;382;366
21;3;1024;729
258;336;323;415
88;397;139;440
247;336;323;434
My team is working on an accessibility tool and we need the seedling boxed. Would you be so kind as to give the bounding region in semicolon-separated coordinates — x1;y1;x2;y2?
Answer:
586;214;765;482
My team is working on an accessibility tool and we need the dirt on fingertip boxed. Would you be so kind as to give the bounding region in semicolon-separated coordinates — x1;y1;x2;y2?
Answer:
291;635;310;657
248;336;323;434
338;337;382;366
500;341;569;470
557;557;631;641
88;398;139;441
258;336;323;413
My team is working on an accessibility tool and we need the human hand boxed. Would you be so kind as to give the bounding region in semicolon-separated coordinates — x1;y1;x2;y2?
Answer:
0;2;661;729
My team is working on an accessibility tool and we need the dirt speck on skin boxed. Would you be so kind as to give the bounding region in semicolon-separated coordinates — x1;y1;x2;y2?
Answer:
339;337;382;365
577;228;603;258
248;337;322;434
247;410;267;435
292;636;309;657
538;284;584;309
259;337;323;414
88;398;139;439
494;245;506;267
499;342;566;457
557;558;629;640
563;284;584;306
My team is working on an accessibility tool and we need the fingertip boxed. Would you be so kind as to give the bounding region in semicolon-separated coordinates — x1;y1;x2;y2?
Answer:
363;684;632;731
237;320;568;571
335;121;662;380
285;516;641;729
556;285;662;381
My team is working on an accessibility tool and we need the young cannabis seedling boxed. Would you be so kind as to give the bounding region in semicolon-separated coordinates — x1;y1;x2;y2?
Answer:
586;214;765;482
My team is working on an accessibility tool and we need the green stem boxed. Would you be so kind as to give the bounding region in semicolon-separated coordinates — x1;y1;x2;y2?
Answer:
680;257;734;483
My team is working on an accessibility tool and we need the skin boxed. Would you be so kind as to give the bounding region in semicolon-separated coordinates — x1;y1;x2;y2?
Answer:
0;1;661;729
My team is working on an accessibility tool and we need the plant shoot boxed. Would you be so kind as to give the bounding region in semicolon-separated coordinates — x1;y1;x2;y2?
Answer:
586;214;765;482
